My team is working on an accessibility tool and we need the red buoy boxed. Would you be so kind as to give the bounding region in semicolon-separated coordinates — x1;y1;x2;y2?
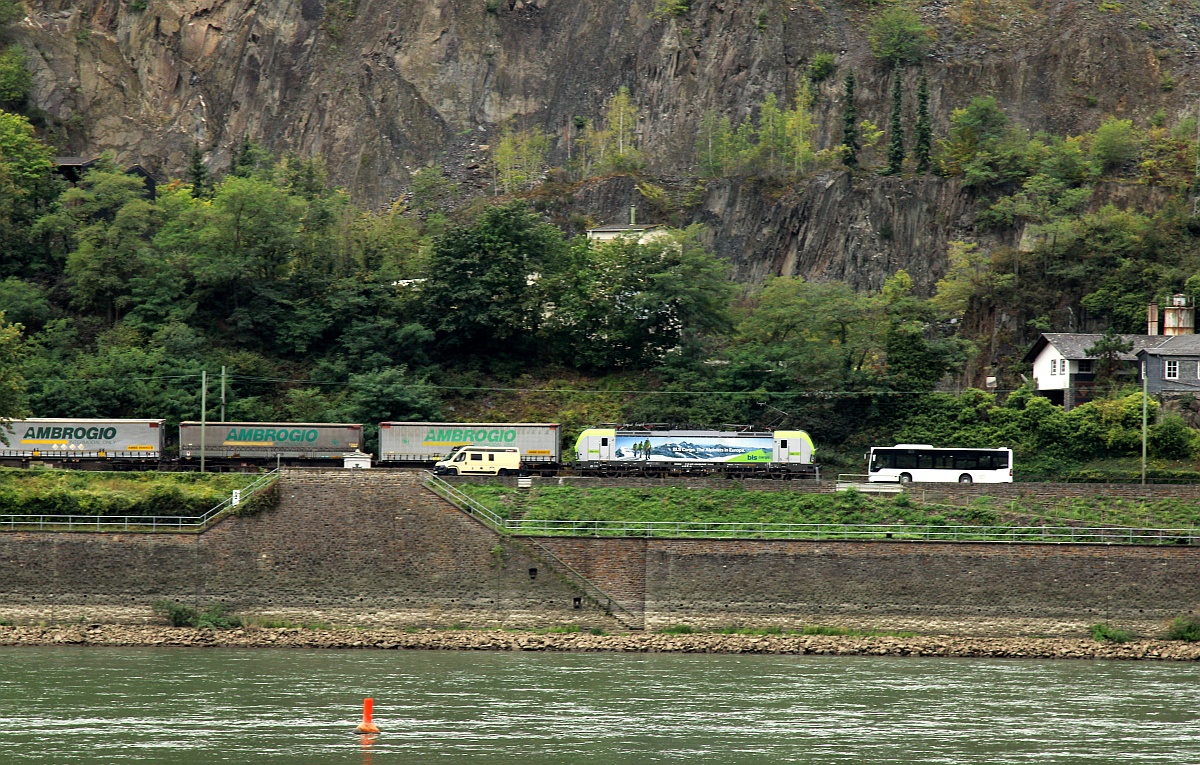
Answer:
356;697;380;734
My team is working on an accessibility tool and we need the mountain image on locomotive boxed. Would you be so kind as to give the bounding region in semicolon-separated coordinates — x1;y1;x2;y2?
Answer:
574;428;818;477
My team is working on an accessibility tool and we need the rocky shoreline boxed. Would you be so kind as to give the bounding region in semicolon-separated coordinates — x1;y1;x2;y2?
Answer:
2;625;1199;661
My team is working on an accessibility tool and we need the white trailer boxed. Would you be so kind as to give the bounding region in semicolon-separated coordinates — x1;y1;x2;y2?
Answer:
378;422;561;465
0;418;165;461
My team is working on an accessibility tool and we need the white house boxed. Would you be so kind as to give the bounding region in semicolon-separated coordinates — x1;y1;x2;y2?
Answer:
1023;333;1168;409
586;205;668;244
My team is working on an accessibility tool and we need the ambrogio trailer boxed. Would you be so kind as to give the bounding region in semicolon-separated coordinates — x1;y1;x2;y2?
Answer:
378;422;561;466
179;421;364;462
0;418;165;463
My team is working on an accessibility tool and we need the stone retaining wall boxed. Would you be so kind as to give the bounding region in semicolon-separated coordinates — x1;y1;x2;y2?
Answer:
2;470;1199;636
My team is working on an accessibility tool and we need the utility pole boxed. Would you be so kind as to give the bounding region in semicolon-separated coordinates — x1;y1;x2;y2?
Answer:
200;370;207;474
220;366;227;423
1141;361;1148;486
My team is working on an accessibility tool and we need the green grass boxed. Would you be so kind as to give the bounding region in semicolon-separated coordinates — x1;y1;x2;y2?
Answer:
152;600;242;629
456;484;1200;531
1090;623;1133;643
0;468;269;517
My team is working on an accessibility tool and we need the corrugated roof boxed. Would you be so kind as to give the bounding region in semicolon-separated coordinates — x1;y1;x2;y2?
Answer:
1026;333;1169;362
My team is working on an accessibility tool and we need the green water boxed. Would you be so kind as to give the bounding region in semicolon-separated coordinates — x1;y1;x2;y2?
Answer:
0;647;1196;763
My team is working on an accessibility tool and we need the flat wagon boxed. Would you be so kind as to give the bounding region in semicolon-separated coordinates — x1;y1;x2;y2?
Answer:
179;421;364;462
0;418;165;462
378;422;561;466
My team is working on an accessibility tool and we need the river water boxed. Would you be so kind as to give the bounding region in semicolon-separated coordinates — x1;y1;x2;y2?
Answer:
0;647;1197;763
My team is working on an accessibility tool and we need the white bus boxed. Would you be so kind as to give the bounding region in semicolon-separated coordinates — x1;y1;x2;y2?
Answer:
868;444;1013;484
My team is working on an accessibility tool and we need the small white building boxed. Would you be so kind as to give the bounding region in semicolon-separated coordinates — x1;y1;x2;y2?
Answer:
585;222;667;244
1023;333;1168;409
586;205;668;244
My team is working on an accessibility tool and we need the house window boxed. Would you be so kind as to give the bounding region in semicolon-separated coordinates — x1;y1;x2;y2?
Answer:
1077;359;1094;374
1166;360;1179;380
1050;359;1057;375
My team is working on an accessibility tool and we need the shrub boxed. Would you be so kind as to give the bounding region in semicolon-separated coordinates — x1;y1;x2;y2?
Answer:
658;623;694;634
1090;622;1132;643
1149;414;1196;460
869;8;934;66
651;0;689;20
153;600;242;629
808;52;836;82
1091;117;1140;172
1165;614;1200;641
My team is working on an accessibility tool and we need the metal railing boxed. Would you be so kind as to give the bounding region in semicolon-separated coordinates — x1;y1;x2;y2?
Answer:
501;519;1199;545
424;472;646;628
0;470;280;533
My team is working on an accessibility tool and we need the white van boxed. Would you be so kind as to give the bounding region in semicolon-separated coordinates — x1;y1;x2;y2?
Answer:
433;446;522;476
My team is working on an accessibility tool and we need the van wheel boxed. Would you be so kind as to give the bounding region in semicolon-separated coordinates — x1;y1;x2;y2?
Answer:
958;474;973;484
898;473;913;485
498;468;513;476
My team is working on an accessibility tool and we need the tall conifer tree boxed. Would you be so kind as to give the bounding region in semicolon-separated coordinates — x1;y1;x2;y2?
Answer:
885;69;904;175
187;143;209;198
914;73;932;172
842;71;859;168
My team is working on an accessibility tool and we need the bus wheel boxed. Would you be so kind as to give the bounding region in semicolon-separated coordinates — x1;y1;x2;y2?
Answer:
898;473;912;484
958;474;973;484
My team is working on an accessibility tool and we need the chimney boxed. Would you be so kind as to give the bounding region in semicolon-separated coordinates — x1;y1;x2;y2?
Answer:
629;205;637;226
1163;293;1195;335
1148;302;1159;335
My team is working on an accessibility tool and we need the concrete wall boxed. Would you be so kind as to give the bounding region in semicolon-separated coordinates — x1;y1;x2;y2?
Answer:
2;470;1199;636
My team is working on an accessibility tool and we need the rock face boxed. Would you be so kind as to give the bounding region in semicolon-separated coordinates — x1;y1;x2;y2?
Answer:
13;0;1198;284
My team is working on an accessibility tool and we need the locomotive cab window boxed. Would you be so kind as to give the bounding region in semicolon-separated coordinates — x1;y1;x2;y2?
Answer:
601;437;609;446
780;439;788;449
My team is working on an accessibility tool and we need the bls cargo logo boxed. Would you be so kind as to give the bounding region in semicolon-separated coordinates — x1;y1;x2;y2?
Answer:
422;428;518;446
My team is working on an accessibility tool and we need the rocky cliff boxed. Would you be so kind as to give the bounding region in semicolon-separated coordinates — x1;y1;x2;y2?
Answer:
13;0;1200;287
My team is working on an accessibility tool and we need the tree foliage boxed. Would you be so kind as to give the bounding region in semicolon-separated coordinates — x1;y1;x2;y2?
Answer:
869;8;934;66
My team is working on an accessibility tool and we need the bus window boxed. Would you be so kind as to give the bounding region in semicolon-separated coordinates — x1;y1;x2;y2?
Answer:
918;452;935;469
895;452;917;469
953;454;978;470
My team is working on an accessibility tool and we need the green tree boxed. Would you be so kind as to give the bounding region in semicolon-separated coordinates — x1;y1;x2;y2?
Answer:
187;143;209;198
754;93;787;175
869;8;934;67
586;87;643;174
491;125;550;194
560;227;734;369
419;201;570;358
0;313;25;432
0;45;30;103
695;110;733;177
1091;117;1141;173
913;73;932;172
1084;327;1134;390
0;109;58;276
784;80;817;175
842;71;859;168
884;70;905;174
930;240;1014;321
0;0;23;26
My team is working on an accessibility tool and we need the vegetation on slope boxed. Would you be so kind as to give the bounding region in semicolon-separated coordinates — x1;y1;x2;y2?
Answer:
456;484;1200;530
0;469;263;516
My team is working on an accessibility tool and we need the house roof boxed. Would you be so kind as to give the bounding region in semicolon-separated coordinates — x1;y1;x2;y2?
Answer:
1022;333;1170;363
1137;334;1200;356
587;223;662;233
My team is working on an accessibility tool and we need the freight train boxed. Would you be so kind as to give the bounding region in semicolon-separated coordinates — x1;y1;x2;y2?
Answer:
0;418;819;477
